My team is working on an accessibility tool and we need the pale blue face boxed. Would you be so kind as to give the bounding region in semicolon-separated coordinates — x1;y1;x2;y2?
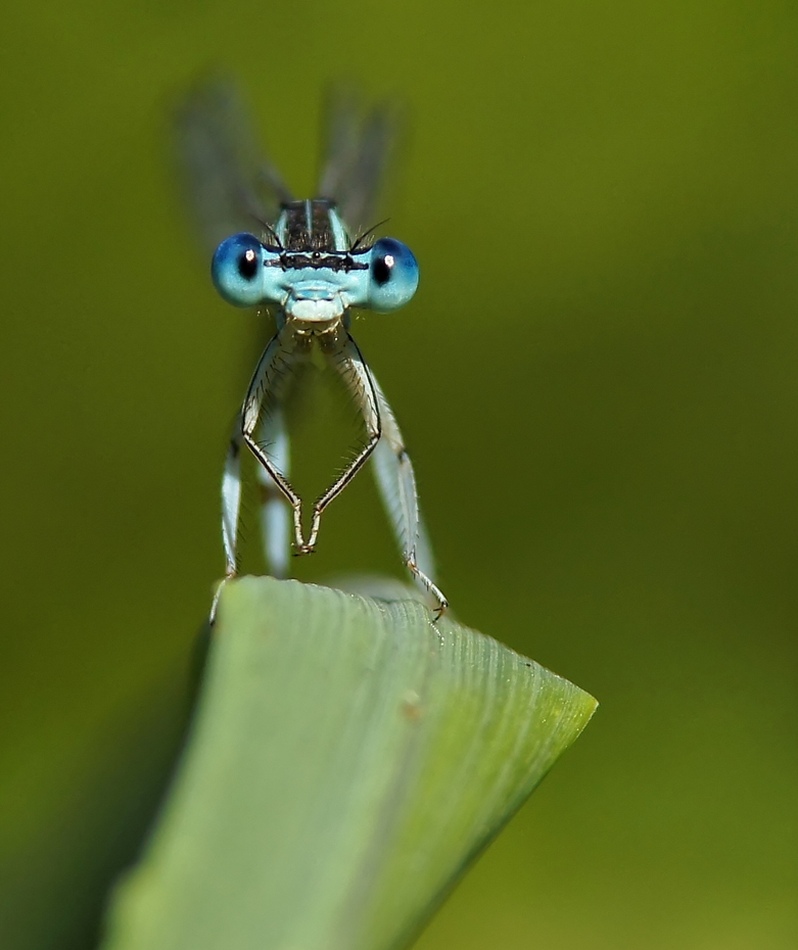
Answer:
211;233;419;322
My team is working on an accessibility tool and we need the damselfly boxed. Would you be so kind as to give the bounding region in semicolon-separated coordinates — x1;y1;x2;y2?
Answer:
176;84;447;620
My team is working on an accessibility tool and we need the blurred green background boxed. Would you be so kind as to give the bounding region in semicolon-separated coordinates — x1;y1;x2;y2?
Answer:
2;0;796;947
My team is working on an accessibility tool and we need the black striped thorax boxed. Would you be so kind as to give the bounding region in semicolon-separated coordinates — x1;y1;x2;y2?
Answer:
267;199;368;273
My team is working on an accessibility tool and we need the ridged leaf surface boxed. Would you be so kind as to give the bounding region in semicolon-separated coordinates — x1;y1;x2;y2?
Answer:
102;577;597;950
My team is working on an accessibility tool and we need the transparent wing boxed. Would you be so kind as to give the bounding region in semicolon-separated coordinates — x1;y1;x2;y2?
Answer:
173;79;293;253
317;89;398;233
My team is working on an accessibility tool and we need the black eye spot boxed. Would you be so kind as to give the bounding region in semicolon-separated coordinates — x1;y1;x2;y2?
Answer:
372;253;394;286
238;247;259;280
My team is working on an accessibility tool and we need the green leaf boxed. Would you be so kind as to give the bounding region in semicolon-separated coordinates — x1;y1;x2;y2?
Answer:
101;577;597;950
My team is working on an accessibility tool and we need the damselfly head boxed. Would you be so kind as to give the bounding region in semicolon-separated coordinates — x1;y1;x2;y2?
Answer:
211;231;419;318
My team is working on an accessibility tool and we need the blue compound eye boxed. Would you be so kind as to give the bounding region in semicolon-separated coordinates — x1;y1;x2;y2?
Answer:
211;233;265;307
365;238;419;312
